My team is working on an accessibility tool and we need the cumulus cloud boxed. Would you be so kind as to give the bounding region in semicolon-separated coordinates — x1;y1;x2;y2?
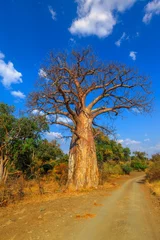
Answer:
69;0;137;38
57;116;72;124
129;51;137;61
38;68;48;78
32;109;44;116
115;32;127;47
0;52;5;59
0;52;22;88
132;108;141;114
150;143;160;151
143;0;160;24
48;6;56;20
144;138;150;142
11;90;26;99
45;131;63;140
118;138;141;145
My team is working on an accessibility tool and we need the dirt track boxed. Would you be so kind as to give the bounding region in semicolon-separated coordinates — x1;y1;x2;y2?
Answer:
0;173;160;240
74;174;160;240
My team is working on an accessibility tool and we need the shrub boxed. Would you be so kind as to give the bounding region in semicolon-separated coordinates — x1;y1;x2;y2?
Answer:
103;161;123;175
54;163;68;185
146;160;160;182
100;162;124;183
121;164;132;175
131;160;147;171
148;181;160;197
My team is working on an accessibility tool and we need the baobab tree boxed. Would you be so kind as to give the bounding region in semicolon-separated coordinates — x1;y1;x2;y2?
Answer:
28;48;152;190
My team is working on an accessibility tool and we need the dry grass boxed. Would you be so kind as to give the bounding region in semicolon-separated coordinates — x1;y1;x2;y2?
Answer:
76;213;96;219
0;173;126;208
0;177;63;207
147;180;160;197
93;201;103;207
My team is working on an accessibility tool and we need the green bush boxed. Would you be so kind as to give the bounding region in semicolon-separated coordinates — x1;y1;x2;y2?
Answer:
121;164;132;175
146;160;160;182
131;160;147;171
103;161;124;175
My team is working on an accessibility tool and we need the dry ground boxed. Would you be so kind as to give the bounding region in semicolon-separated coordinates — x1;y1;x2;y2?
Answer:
0;172;160;240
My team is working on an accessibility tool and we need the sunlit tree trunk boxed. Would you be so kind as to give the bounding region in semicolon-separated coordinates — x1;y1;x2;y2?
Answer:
67;114;99;190
0;153;8;184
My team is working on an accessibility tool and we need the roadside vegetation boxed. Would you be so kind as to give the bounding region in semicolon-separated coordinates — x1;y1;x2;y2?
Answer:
146;153;160;197
0;102;151;207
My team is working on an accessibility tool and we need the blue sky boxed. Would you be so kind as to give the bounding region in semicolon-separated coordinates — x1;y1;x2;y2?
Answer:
1;0;160;156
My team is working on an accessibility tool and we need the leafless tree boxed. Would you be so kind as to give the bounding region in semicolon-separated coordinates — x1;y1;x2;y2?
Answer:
28;48;152;190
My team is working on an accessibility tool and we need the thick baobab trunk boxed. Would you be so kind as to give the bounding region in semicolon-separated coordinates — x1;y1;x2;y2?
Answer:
67;115;99;190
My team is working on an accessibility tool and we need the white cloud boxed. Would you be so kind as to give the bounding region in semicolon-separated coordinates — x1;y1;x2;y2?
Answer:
150;143;160;151
48;6;56;20
0;52;5;59
144;138;150;142
132;108;141;114
57;116;72;124
0;52;22;88
118;138;141;145
69;38;76;44
115;32;127;47
69;0;137;38
143;0;160;24
11;90;26;99
32;109;44;116
45;131;62;140
129;51;137;61
38;68;48;78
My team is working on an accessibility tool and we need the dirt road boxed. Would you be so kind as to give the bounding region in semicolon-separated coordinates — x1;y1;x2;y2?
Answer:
73;174;160;240
0;173;160;240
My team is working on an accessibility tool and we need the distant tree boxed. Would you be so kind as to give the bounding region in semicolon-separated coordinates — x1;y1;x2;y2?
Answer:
95;131;131;165
132;151;147;160
10;116;48;175
35;139;68;173
110;141;124;161
131;151;148;171
28;48;152;190
123;147;131;162
0;103;48;182
151;153;160;163
95;132;112;163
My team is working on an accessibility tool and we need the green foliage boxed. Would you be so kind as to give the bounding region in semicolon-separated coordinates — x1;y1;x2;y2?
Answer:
95;131;131;163
131;160;147;171
123;148;131;162
0;103;68;182
35;139;64;162
132;151;147;161
103;161;124;175
121;163;132;175
151;153;160;162
131;151;148;171
9;117;48;174
34;140;68;175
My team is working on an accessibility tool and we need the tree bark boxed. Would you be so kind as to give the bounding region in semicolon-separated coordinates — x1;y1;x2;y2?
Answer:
0;154;8;184
67;114;99;190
